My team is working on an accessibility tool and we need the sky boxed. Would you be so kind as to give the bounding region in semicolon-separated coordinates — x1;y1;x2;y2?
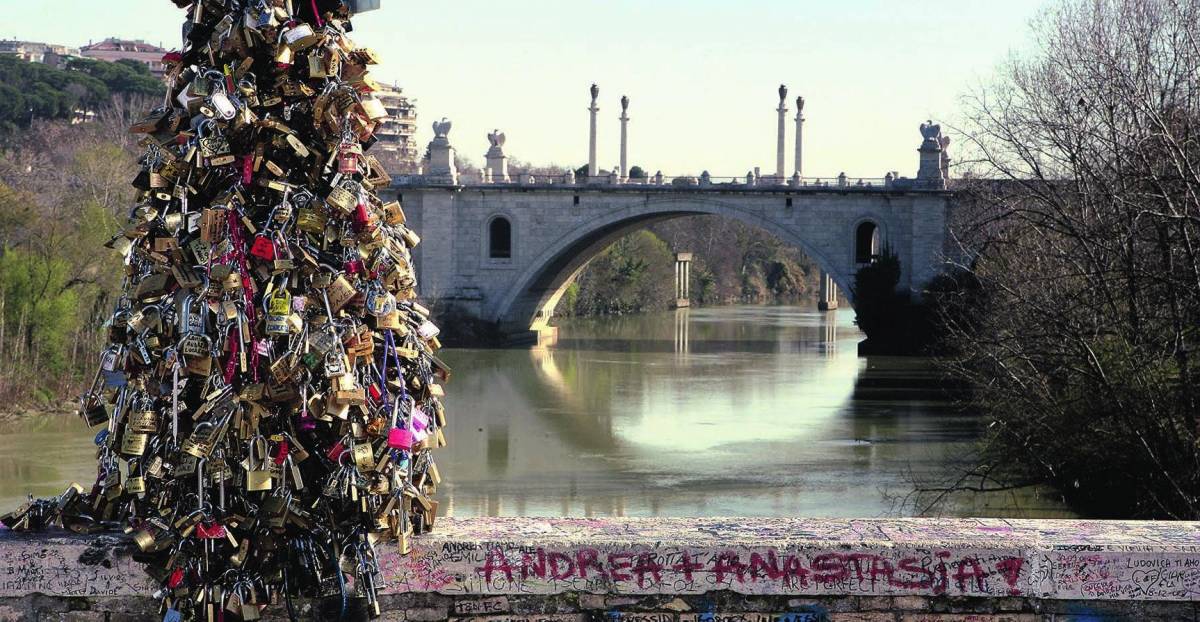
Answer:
4;0;1047;177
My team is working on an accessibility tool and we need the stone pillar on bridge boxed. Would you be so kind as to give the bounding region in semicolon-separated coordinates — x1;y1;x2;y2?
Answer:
794;95;805;179
818;270;839;311
619;95;630;182
917;120;947;190
775;84;788;182
485;129;509;183
427;118;458;185
588;84;600;181
673;253;693;308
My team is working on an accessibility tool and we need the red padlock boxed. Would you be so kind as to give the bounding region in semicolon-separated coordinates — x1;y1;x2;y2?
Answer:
326;439;346;461
338;143;360;175
196;522;228;540
351;202;371;233
273;438;290;465
250;233;276;260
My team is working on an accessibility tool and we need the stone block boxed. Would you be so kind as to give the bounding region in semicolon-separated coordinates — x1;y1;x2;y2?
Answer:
893;597;931;612
403;607;454;621
829;615;896;622
662;598;692;612
860;597;894;611
579;594;606;610
0;604;26;622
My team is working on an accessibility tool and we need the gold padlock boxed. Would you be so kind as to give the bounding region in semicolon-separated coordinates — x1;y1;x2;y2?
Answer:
326;276;357;312
128;409;160;433
246;437;273;492
325;186;356;214
120;431;149;456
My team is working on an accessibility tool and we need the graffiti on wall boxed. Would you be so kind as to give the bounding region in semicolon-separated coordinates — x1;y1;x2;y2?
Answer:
383;518;1200;601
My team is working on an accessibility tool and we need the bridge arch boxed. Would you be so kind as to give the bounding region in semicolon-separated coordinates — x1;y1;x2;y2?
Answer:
850;217;885;266
492;196;860;332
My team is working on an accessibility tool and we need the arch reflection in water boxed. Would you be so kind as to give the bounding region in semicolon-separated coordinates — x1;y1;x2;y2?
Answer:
421;306;1069;518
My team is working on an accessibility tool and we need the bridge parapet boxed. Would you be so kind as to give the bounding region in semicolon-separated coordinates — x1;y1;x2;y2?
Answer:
0;518;1196;620
394;174;932;192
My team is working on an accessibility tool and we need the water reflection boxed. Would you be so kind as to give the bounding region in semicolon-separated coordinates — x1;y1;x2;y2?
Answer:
0;306;1073;519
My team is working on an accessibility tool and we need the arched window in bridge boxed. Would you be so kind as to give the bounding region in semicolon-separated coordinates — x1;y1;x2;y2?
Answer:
489;217;512;259
855;221;880;264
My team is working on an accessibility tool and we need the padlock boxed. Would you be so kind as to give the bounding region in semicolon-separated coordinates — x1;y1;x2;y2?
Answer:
120;430;149;457
338;142;361;175
246;437;273;492
324;185;356;214
249;233;276;260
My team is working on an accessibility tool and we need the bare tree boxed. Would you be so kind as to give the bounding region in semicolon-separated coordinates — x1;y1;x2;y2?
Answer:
940;0;1200;518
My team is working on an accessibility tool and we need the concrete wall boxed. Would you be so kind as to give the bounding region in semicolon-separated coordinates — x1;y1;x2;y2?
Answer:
0;517;1197;621
387;185;953;334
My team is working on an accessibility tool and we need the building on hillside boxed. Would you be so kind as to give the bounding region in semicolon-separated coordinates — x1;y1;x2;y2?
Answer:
374;83;420;172
0;40;79;67
79;38;167;78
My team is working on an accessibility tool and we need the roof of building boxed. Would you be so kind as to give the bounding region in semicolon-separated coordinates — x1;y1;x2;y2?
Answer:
81;38;165;53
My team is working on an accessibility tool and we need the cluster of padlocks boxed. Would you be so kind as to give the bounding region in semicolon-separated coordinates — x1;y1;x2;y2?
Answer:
1;0;448;619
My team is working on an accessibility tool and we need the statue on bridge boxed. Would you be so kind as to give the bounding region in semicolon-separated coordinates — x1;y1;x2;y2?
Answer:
488;129;506;148
919;120;943;144
433;117;454;140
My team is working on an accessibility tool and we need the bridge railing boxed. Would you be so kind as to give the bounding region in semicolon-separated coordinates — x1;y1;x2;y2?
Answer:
393;173;911;190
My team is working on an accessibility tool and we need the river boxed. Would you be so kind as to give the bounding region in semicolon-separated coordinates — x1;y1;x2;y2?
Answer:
0;305;1072;518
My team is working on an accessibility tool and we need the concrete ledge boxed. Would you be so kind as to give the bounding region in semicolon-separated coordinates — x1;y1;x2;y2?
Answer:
0;518;1197;620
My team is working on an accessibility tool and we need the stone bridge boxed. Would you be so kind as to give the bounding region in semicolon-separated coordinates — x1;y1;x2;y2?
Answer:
384;180;951;341
382;85;957;341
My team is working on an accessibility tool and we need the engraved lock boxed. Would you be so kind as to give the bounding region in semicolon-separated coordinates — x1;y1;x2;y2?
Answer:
197;120;235;166
326;275;357;312
129;404;160;433
179;333;212;359
283;23;318;49
382;201;406;226
324;185;356;215
120;429;149;457
179;293;207;335
296;207;327;235
189;238;212;264
126;475;147;495
265;288;292;336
